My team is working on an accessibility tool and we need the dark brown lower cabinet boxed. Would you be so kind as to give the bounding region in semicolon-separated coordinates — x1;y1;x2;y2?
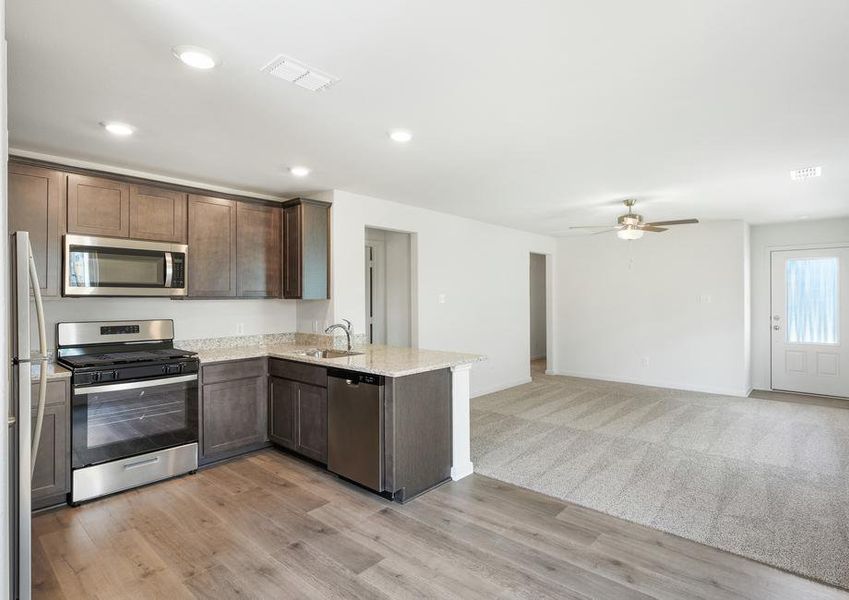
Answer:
200;359;268;464
268;360;328;463
31;379;70;510
268;376;296;449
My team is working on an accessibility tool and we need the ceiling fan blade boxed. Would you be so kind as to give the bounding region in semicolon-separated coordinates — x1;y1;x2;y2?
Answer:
569;225;617;229
637;225;668;232
591;227;623;235
646;218;699;226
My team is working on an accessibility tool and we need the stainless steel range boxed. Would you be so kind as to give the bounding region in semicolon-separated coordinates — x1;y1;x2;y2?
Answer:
56;319;199;503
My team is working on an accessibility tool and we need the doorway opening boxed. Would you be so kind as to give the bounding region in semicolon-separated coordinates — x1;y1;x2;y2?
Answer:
770;246;849;397
365;228;413;347
530;253;547;375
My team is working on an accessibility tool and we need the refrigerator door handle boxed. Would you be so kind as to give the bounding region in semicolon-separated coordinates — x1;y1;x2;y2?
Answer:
28;239;49;476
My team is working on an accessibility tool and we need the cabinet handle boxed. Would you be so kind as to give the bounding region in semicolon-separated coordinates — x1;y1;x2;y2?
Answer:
296;386;301;445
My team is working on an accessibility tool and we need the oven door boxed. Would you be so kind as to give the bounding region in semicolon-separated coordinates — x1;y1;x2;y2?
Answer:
72;374;198;468
64;234;187;297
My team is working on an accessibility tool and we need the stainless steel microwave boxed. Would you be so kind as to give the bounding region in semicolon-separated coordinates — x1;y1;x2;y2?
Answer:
64;235;187;297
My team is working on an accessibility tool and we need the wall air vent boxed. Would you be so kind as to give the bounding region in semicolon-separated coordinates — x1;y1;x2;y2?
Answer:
260;54;338;92
790;166;822;181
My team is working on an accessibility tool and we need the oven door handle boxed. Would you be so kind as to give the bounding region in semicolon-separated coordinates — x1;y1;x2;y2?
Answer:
164;252;174;288
75;374;197;395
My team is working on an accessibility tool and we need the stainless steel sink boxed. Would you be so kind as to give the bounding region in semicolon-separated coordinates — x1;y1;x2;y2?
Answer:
300;348;363;359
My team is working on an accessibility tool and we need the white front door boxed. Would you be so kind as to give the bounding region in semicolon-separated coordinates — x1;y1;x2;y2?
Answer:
771;247;849;397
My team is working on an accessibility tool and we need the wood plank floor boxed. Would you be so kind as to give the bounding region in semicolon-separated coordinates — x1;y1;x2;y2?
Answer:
32;448;848;599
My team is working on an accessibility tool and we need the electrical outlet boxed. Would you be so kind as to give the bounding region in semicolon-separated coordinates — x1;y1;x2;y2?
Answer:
641;356;650;367
438;293;447;304
236;323;245;335
313;320;319;333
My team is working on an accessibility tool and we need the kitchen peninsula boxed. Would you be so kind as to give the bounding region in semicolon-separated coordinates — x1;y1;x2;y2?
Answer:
182;333;484;502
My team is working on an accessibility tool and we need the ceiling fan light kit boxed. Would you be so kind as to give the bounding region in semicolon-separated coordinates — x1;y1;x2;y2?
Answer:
617;227;644;240
571;199;699;241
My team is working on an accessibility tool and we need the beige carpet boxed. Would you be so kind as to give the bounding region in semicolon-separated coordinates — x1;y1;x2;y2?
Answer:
471;363;849;589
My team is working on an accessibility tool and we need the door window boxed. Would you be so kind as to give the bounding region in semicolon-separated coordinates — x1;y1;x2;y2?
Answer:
785;256;839;344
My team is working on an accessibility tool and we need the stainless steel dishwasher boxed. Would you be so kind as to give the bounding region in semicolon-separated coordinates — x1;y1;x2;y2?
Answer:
327;369;384;492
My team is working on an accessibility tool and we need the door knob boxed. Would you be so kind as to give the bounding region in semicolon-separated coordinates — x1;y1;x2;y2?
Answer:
773;325;780;330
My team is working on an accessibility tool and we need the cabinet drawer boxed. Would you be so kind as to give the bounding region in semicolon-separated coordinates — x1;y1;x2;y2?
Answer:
268;359;327;387
202;358;266;385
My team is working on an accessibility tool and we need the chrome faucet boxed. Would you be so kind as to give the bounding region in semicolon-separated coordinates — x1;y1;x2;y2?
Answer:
325;319;353;352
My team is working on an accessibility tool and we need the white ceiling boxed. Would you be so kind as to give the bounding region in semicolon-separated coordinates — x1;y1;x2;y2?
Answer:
8;0;849;235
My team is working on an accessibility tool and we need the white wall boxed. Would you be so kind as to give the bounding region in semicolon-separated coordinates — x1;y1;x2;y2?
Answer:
749;218;849;390
329;190;556;397
554;221;751;396
529;253;546;360
36;297;298;351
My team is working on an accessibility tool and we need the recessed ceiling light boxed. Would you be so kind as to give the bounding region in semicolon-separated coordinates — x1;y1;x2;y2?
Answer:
389;130;412;143
289;166;310;177
172;46;218;70
790;166;822;181
798;215;810;220
101;122;135;136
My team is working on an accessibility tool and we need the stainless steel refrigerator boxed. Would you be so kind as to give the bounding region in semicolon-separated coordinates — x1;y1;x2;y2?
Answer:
8;232;49;600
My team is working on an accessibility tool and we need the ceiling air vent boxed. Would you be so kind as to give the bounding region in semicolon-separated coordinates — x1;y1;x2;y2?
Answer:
790;166;822;181
260;54;338;92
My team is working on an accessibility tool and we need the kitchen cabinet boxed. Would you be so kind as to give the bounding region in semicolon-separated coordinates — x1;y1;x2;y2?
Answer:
237;202;281;298
282;198;330;300
200;359;268;464
31;378;70;510
67;174;130;238
268;377;296;449
268;359;328;463
8;163;64;297
188;194;238;297
129;184;187;243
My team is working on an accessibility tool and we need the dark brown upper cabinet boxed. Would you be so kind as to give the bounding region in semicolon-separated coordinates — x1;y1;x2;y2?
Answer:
188;195;237;297
67;174;130;238
8;163;64;296
129;184;187;243
236;202;281;298
283;198;330;300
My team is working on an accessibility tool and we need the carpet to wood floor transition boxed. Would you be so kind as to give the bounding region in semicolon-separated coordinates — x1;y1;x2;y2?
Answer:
472;363;849;590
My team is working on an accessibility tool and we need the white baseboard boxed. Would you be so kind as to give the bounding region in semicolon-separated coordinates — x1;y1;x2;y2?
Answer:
451;461;474;481
472;377;532;398
549;369;750;398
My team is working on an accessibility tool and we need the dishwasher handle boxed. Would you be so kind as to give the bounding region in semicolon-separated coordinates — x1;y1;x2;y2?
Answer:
327;368;384;387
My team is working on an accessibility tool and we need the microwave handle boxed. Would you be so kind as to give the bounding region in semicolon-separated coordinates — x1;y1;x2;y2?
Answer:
164;252;173;288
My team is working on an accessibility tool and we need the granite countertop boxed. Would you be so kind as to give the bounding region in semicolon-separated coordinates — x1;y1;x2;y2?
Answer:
30;361;71;383
192;342;485;377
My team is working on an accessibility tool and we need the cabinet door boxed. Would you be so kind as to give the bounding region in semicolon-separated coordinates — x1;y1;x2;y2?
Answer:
202;376;267;459
268;376;296;449
300;202;330;300
31;380;70;509
237;202;281;297
296;382;327;463
282;204;302;299
129;184;187;243
8;164;64;296
67;174;130;237
188;195;237;297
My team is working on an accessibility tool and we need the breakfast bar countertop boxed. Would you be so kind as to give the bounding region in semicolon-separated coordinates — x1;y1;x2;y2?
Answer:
190;342;485;378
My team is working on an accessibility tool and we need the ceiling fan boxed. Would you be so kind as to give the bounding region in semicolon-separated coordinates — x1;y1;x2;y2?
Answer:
570;199;699;240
